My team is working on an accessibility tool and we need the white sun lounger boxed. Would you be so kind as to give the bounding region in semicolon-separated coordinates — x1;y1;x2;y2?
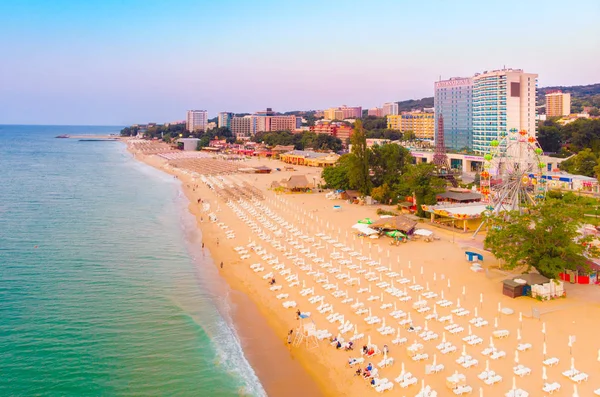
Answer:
542;382;561;394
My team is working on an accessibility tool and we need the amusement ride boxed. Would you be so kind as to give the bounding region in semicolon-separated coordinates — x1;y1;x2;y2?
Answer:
474;128;548;235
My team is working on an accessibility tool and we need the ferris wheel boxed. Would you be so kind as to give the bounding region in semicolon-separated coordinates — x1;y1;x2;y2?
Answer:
479;128;547;215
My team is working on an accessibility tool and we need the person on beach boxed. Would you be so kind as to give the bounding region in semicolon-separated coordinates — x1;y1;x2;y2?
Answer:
355;367;362;376
220;261;223;268
383;344;389;355
296;309;301;320
216;238;219;246
287;329;293;344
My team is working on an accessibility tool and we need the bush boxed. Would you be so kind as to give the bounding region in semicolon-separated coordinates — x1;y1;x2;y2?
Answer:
376;208;398;216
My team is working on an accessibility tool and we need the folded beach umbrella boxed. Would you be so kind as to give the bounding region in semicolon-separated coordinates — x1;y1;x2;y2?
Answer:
385;230;405;238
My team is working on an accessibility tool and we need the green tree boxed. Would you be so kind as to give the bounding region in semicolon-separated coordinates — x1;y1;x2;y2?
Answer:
402;131;416;141
348;120;372;195
484;198;597;278
559;148;598;177
371;183;391;203
370;143;411;187
400;163;446;217
562;119;600;152
361;116;388;130
537;125;562;153
196;136;210;150
321;154;353;190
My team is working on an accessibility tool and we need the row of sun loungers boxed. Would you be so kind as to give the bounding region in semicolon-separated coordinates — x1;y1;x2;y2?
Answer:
208;184;597;396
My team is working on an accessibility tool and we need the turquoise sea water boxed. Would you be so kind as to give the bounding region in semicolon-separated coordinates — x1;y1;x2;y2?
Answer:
0;126;265;396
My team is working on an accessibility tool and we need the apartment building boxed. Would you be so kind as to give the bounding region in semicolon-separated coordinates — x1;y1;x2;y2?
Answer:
186;110;208;132
545;91;571;117
387;113;435;139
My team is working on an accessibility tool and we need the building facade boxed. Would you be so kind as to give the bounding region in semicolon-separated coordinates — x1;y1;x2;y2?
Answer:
218;112;233;129
186;110;208;132
323;106;362;120
231;116;256;138
368;107;383;117
310;122;353;144
268;115;301;132
254;115;300;133
382;102;399;116
472;68;537;154
387;113;435;139
545;91;571;117
434;77;473;151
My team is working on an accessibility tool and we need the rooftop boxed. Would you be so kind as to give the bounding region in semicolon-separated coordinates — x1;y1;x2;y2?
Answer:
438;191;482;202
283;150;334;159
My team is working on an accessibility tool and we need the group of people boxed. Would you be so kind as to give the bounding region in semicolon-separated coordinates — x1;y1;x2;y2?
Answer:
330;337;354;351
349;344;390;382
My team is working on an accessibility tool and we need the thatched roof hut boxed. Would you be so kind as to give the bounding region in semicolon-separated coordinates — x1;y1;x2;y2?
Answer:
274;175;312;192
370;215;418;234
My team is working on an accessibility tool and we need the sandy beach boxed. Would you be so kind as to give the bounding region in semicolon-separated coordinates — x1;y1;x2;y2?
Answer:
129;142;600;397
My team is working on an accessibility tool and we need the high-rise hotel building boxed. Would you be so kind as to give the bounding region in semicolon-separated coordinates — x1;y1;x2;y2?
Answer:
387;113;435;139
382;102;399;116
217;112;233;129
472;69;537;154
434;77;473;151
545;91;571;117
186;110;208;132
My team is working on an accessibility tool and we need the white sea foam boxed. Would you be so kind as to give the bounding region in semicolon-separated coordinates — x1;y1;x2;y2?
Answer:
176;185;267;397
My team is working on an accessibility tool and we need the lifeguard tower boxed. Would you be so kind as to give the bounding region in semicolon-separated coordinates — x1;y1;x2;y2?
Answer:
293;314;319;349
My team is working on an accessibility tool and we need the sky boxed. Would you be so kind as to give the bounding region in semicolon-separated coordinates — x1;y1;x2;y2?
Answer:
0;0;599;125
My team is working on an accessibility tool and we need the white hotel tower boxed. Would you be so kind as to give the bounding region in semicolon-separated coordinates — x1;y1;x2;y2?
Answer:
186;110;208;133
472;69;537;154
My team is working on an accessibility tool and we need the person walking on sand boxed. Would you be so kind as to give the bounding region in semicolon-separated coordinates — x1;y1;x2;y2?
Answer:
220;261;223;269
287;329;293;345
216;238;219;246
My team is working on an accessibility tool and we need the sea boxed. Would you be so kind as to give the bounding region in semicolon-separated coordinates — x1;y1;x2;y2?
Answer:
0;125;266;397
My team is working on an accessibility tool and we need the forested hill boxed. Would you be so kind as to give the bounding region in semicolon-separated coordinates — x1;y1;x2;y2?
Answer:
397;97;434;112
538;83;600;113
393;83;599;114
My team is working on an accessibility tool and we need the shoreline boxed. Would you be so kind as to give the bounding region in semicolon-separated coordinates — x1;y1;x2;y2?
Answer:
131;150;329;397
127;144;600;397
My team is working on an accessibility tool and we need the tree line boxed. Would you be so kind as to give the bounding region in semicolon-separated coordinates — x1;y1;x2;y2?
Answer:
537;118;600;177
251;131;342;152
321;120;445;216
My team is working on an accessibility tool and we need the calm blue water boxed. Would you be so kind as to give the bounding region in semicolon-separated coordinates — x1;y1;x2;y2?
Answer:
0;125;265;396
